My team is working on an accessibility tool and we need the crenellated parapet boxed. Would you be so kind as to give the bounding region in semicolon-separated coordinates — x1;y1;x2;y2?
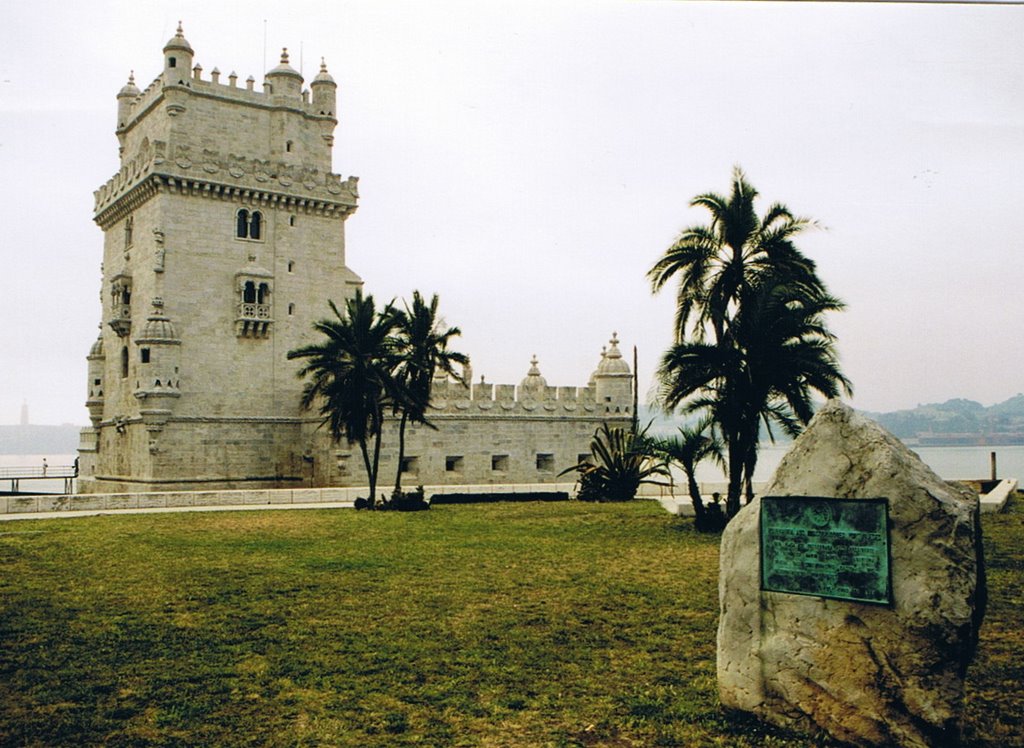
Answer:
94;137;359;226
425;337;634;419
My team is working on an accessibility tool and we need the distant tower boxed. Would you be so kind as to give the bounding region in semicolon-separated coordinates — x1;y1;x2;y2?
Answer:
20;400;28;426
78;25;362;492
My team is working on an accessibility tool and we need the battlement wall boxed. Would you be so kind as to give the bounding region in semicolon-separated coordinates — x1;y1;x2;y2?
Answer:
427;380;633;418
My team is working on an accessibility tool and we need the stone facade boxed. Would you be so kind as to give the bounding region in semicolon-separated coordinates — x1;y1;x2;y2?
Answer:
78;25;632;494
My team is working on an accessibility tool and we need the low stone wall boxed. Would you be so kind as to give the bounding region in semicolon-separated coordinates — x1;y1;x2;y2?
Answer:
980;478;1018;513
0;483;579;516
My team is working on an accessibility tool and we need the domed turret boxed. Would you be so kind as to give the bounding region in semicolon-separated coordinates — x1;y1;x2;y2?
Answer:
116;71;140;131
265;47;303;99
134;302;182;428
86;327;106;428
311;58;337;117
163;22;194;85
591;333;633;412
519;355;548;399
138;310;179;342
596;333;630;376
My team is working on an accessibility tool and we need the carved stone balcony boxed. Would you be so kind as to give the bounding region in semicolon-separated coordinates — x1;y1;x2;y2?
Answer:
236;302;272;338
108;304;132;337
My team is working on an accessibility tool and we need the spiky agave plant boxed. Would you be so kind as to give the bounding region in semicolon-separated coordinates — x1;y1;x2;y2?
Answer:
561;423;668;502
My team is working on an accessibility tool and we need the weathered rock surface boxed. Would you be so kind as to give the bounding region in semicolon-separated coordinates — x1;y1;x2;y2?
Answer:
717;400;984;747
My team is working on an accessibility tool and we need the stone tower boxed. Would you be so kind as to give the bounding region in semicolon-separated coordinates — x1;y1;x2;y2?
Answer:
78;25;362;492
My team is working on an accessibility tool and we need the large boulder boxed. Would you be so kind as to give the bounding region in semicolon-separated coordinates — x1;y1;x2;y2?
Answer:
717;401;984;747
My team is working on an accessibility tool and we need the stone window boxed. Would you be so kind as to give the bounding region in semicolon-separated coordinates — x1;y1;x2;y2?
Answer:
236;276;273;338
286;140;293;153
288;303;295;316
491;454;509;472
401;456;419;474
169;57;177;68
577;453;591;466
536;453;555;472
124;216;134;248
445;456;463;473
235;209;264;240
287;260;295;272
289;216;296;227
140;348;150;364
120;346;129;378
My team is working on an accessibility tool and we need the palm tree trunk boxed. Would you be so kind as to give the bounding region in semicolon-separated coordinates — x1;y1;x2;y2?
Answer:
369;406;383;508
394;411;409;496
743;446;757;505
358;438;374;507
726;443;744;519
685;469;706;525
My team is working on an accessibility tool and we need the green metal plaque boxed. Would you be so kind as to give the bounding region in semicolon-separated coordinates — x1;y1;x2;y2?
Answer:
760;496;892;605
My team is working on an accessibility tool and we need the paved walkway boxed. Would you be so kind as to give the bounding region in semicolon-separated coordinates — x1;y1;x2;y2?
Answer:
0;501;355;522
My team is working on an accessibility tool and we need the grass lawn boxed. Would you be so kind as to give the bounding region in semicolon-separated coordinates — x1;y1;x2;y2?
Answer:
1;498;1021;747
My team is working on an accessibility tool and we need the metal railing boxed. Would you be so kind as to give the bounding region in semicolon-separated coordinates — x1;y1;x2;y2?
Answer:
0;465;77;494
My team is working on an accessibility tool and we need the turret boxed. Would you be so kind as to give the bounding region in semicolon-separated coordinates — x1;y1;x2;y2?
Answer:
162;22;194;86
116;71;140;132
311;58;337;117
86;328;106;428
133;301;182;437
311;58;339;151
591;333;633;413
518;355;548;401
265;48;303;100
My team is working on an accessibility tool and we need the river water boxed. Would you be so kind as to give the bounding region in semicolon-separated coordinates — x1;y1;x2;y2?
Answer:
2;446;1022;495
688;444;1024;485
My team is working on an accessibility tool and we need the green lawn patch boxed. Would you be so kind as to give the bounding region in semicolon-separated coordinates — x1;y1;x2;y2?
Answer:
0;499;1020;746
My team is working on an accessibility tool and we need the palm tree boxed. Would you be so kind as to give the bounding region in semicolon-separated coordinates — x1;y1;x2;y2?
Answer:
648;167;824;345
287;290;404;508
390;291;468;496
651;419;725;530
650;169;851;519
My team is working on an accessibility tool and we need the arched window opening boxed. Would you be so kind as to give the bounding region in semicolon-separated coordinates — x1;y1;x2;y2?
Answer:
289;215;295;227
288;303;295;316
169;57;177;68
243;281;257;304
235;209;264;241
285;140;293;153
257;283;269;304
121;347;129;378
140;348;150;364
287;260;294;272
236;209;250;238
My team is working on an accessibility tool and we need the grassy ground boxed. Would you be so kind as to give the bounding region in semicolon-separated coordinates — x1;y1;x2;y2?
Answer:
0;498;1021;747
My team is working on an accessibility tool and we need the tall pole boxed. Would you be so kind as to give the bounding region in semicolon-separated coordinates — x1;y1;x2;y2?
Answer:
632;345;639;433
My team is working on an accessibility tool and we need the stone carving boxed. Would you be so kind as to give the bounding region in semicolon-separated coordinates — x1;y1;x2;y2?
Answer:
174;144;192;169
94;139;359;213
202;149;219;173
717;401;984;748
152;228;165;272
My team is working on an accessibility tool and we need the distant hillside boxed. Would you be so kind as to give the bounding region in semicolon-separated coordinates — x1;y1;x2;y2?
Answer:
644;394;1024;445
864;395;1024;443
0;425;82;455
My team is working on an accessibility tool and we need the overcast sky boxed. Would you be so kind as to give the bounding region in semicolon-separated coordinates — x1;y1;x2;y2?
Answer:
1;0;1022;425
